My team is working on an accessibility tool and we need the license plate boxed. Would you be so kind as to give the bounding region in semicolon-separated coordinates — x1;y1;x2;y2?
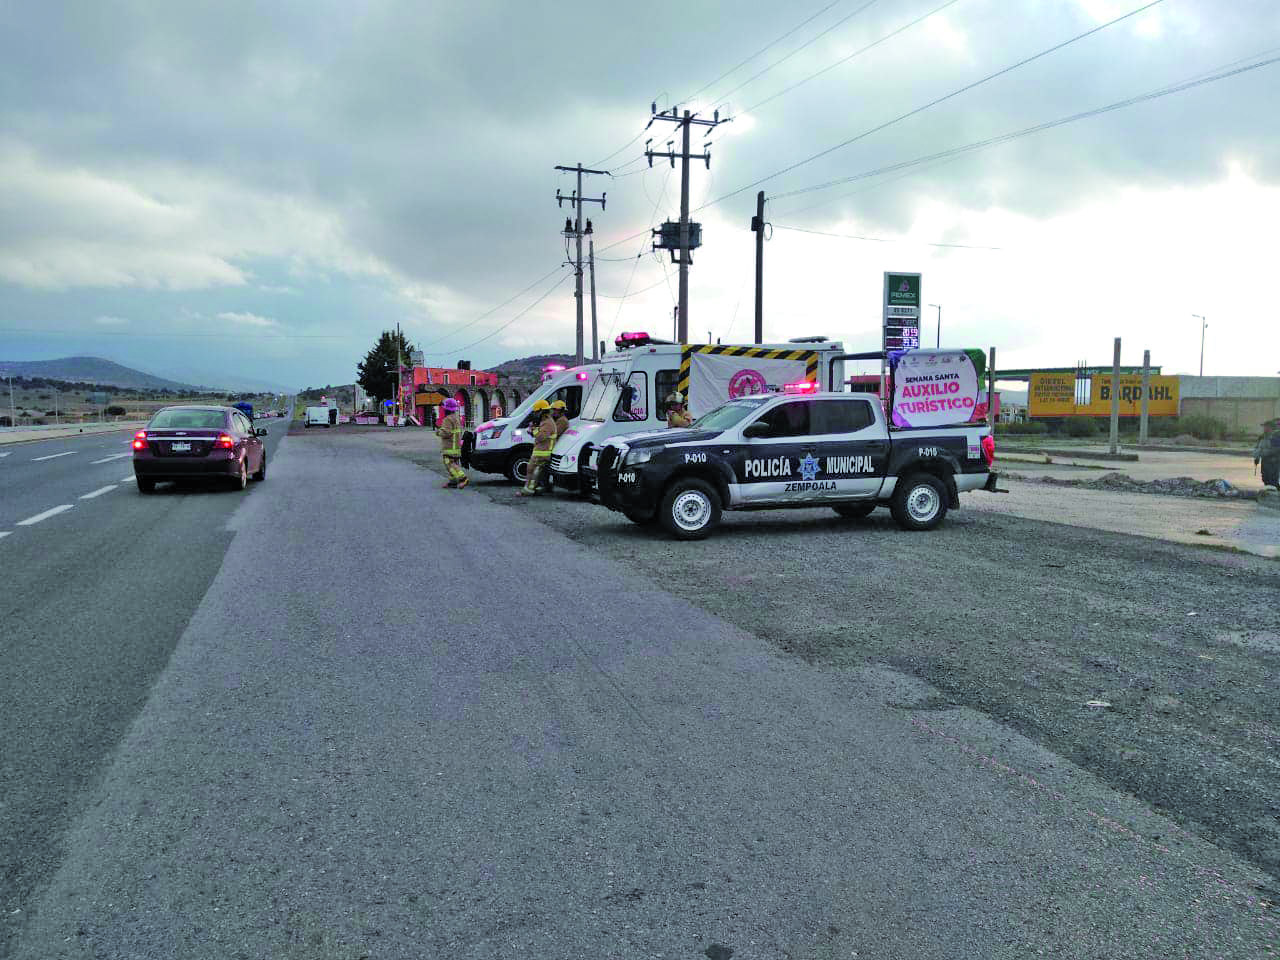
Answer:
171;442;191;452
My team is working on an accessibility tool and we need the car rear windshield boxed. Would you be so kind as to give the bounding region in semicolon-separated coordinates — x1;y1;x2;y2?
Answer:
149;409;226;429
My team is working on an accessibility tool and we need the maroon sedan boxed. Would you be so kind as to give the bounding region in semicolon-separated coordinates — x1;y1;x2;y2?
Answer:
132;405;267;493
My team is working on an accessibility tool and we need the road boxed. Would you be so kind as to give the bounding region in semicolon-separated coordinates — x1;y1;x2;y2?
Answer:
0;419;291;956
3;424;1276;958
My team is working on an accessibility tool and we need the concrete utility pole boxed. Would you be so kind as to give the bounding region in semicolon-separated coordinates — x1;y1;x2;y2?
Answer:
1193;314;1207;377
1109;337;1122;455
647;106;730;342
751;190;766;344
395;322;402;424
929;303;942;348
555;165;608;366
586;227;599;362
1139;349;1151;443
987;348;996;432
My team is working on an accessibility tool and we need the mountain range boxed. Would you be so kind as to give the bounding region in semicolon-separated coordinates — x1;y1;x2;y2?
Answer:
0;357;287;394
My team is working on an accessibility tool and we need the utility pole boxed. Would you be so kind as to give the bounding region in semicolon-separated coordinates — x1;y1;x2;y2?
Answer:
928;304;942;348
586;223;600;362
1109;337;1122;455
1193;313;1207;377
555;165;608;366
647;105;730;342
751;191;766;344
395;322;402;425
1139;349;1151;443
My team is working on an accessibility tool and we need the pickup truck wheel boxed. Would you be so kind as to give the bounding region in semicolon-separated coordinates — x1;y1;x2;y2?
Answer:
659;478;721;540
890;472;948;531
833;502;876;520
505;450;531;484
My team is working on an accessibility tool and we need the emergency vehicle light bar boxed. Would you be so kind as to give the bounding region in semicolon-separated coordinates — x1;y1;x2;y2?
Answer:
615;331;651;348
783;381;819;394
543;363;566;373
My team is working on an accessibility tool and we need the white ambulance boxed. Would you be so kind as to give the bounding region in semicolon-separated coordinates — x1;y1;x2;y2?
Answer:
462;362;602;484
550;332;848;491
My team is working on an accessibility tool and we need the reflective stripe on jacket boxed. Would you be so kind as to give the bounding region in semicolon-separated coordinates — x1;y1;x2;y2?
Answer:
437;414;462;456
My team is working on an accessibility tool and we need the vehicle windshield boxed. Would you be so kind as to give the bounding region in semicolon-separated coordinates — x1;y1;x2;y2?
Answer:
149;409;226;429
581;372;624;422
505;369;594;423
694;396;772;431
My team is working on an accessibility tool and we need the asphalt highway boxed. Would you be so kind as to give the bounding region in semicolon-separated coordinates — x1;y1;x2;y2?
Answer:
0;418;292;957
3;426;1276;958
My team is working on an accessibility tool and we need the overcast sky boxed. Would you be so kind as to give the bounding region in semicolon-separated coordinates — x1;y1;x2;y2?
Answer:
1;0;1277;390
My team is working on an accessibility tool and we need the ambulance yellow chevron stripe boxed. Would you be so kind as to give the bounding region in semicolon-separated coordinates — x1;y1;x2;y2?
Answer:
677;345;820;395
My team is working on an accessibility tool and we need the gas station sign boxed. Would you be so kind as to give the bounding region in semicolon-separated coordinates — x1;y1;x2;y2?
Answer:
883;273;921;352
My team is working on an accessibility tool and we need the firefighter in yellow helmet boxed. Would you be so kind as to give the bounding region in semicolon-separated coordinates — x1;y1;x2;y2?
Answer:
518;400;556;496
436;397;468;488
540;399;572;491
666;391;693;428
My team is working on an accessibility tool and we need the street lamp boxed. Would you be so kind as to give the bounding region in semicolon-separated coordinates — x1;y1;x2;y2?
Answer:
928;304;942;348
1192;313;1207;376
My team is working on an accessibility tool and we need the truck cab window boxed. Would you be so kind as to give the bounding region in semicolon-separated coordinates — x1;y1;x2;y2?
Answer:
750;400;811;438
655;369;679;413
553;385;583;418
813;399;874;434
613;372;648;422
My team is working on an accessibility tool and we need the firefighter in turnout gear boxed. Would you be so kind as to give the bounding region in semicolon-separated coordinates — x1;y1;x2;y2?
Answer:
541;399;572;491
518;400;556;496
436;397;468;488
666;392;692;428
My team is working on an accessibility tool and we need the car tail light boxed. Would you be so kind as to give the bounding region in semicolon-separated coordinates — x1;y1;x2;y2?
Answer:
981;434;996;466
216;433;235;449
132;430;147;450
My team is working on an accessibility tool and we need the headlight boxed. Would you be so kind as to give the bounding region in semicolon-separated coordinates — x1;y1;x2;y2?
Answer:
626;446;655;466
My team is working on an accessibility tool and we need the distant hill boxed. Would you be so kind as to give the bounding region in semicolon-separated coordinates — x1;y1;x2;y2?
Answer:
0;356;289;394
489;354;575;378
0;357;206;392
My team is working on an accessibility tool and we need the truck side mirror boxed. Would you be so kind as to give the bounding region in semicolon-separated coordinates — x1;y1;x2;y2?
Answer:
743;422;770;439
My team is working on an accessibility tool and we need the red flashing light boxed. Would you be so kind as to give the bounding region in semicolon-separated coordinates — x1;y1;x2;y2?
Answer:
981;434;996;466
783;380;819;394
615;331;651;348
543;363;566;373
216;433;235;449
132;430;146;450
576;371;589;380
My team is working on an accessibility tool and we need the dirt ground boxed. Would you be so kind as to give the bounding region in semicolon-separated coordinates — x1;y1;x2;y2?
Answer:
312;425;1280;895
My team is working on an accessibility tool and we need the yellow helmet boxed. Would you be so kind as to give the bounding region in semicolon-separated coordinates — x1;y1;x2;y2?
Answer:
550;400;567;410
532;399;551;412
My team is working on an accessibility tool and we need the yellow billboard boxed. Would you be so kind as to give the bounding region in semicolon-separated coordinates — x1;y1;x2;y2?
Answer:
1029;373;1179;417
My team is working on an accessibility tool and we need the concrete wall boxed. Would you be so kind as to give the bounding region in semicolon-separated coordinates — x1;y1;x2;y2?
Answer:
1176;377;1280;435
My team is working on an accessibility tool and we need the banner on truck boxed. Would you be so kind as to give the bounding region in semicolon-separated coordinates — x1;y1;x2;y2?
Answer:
681;346;818;417
890;350;984;428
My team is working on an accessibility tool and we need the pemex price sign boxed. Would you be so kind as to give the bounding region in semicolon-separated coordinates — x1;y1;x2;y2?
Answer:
883;272;921;352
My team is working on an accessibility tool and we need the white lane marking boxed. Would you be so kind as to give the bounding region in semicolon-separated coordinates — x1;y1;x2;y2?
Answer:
90;453;131;464
16;504;74;526
120;475;134;483
0;452;11;458
80;485;118;500
0;531;10;540
31;451;75;462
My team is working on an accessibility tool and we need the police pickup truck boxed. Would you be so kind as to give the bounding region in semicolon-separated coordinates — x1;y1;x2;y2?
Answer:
593;388;997;539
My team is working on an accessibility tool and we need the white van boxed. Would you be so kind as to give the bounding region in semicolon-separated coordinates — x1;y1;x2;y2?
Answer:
304;405;335;427
550;332;848;490
462;363;602;484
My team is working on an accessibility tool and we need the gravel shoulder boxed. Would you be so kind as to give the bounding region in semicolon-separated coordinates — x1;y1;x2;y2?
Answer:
347;426;1280;890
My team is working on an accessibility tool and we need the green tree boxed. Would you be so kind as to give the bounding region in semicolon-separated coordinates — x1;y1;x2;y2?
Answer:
357;329;416;402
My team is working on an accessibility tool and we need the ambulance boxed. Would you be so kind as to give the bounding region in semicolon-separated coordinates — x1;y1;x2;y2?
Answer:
549;332;849;492
462;362;602;484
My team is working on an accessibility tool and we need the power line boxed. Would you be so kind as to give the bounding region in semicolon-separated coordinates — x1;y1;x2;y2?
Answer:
606;168;674;343
772;223;1003;249
770;52;1280;201
713;0;881;105
596;276;671;299
685;0;848;102
697;0;1167;211
413;263;565;350
421;269;572;356
744;0;966;114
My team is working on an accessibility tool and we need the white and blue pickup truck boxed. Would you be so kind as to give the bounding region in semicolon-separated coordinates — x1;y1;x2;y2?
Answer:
593;387;997;539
